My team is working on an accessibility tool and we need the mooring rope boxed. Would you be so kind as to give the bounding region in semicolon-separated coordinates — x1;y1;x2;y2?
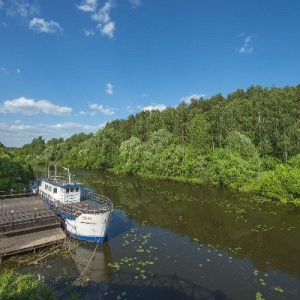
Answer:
73;240;100;286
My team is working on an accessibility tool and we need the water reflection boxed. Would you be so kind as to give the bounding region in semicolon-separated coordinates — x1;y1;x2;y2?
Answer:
75;170;300;280
65;238;113;284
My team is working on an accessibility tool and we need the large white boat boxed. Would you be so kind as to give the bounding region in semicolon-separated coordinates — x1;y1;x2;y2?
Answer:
38;166;113;243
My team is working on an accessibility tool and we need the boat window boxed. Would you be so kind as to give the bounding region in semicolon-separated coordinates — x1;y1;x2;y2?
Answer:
53;188;57;193
66;188;69;193
76;187;79;192
71;188;74;192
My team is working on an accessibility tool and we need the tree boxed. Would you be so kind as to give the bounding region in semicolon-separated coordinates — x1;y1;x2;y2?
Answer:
119;137;143;173
187;112;211;154
225;131;261;169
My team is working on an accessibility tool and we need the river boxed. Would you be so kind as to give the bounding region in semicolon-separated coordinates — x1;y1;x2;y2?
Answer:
15;170;300;299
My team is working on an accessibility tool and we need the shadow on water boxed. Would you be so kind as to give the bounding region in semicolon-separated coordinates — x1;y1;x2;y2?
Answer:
51;239;231;299
102;271;231;300
107;211;134;240
56;271;230;300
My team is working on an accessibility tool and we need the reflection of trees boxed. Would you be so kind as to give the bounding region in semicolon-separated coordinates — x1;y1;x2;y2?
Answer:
74;170;300;279
105;271;230;300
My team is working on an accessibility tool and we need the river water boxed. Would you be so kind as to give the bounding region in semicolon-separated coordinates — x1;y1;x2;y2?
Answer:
16;170;300;299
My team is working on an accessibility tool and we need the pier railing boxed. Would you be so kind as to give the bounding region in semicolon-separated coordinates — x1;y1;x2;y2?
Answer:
0;208;56;228
0;190;35;199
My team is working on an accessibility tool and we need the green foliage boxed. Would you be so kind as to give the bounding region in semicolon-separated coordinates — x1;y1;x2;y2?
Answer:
288;154;300;169
261;155;281;171
225;131;261;169
258;171;286;200
7;84;300;202
0;146;35;192
258;164;300;201
187;113;211;154
119;137;143;173
206;148;258;189
0;270;56;300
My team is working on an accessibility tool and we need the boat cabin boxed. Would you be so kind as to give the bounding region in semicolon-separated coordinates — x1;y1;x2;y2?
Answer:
40;179;82;204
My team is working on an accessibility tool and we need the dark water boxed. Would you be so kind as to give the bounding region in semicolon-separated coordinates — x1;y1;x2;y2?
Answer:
16;170;300;299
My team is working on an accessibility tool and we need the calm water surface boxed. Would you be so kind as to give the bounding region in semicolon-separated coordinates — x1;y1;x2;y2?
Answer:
18;170;300;299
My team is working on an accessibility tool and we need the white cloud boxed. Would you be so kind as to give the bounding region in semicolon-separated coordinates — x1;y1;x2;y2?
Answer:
84;29;95;36
180;93;205;103
29;18;63;34
239;35;255;54
129;0;141;8
92;1;113;23
7;0;39;18
98;21;115;38
16;68;21;75
0;1;3;10
0;97;72;115
93;1;115;38
0;67;8;74
48;122;101;131
106;83;113;95
79;110;97;116
90;103;115;115
127;106;133;113
77;0;98;12
141;104;166;112
0;120;105;147
79;0;116;39
0;121;46;147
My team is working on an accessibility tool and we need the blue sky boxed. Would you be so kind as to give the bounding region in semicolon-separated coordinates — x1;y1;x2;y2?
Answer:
1;0;300;147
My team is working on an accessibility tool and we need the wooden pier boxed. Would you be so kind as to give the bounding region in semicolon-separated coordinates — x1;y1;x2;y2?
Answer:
0;195;66;263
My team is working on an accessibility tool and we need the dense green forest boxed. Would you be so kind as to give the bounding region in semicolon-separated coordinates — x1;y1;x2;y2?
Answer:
0;142;35;193
5;85;300;203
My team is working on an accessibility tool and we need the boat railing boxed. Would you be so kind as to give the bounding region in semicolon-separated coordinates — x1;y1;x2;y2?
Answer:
86;191;114;212
39;190;113;219
41;175;82;187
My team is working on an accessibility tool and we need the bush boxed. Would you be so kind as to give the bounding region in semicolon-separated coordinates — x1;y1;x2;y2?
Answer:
258;164;300;201
206;148;257;189
0;270;56;300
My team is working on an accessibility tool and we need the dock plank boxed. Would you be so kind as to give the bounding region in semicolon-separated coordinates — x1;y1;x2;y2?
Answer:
0;228;66;257
0;195;66;260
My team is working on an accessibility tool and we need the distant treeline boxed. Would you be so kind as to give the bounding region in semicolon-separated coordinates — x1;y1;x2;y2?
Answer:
6;84;300;203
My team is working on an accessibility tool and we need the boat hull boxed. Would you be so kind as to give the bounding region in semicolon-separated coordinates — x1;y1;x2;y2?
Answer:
64;212;112;243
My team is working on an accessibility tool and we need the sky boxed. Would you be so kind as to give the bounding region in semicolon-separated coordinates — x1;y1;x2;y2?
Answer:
1;0;300;147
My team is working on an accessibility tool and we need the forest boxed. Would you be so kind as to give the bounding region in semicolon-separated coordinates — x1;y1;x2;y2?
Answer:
2;85;300;203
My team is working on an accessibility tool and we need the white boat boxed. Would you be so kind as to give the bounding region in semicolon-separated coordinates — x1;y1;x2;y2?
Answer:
38;166;113;243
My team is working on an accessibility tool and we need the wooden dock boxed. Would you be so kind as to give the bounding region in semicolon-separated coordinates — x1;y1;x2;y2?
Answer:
0;195;66;263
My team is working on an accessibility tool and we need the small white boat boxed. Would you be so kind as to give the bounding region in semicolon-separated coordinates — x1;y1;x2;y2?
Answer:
38;166;113;243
